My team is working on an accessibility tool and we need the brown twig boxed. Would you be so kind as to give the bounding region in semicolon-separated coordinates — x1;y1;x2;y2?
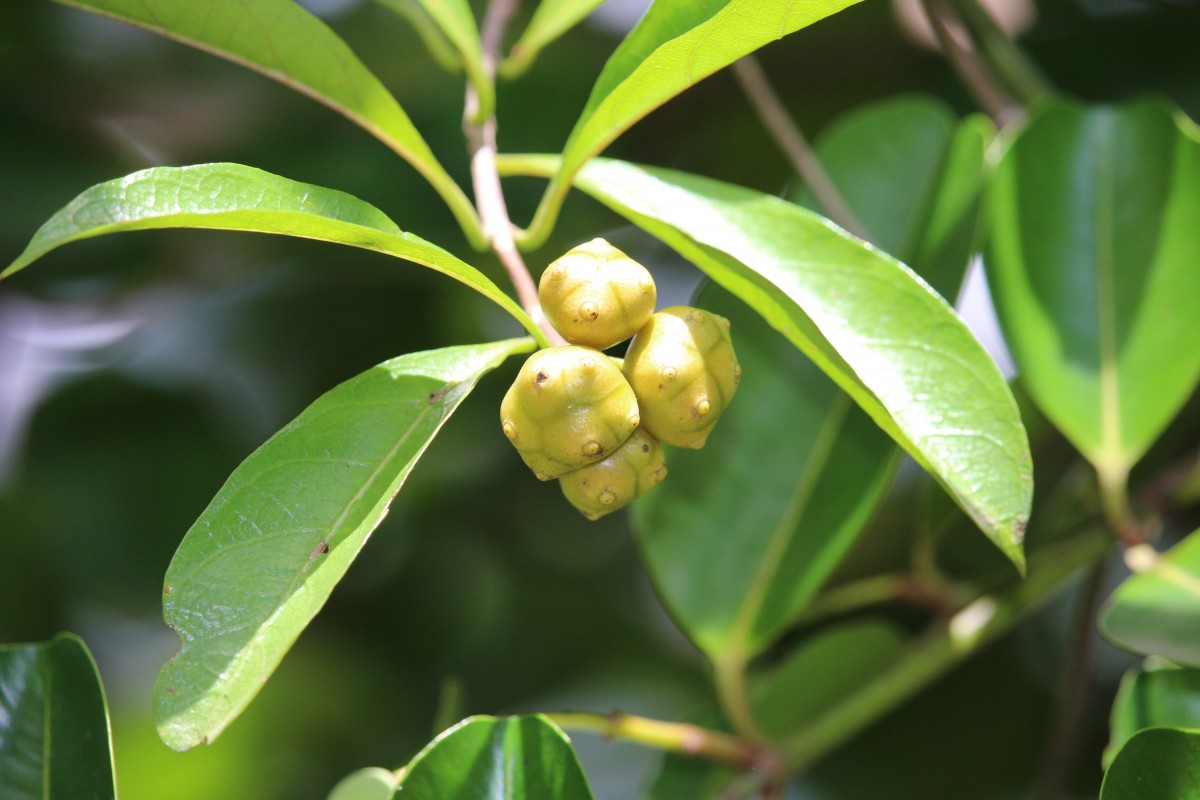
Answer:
919;0;1021;125
731;56;870;241
465;0;566;345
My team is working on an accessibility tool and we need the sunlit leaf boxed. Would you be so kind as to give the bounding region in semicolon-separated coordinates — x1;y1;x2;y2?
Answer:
1101;531;1200;667
396;716;595;799
3;163;545;345
0;634;116;800
522;0;860;246
987;98;1200;475
502;0;607;77
56;0;482;241
504;155;1031;570
154;339;535;751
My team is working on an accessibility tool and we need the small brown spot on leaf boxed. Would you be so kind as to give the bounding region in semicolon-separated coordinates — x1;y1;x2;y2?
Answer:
309;541;330;560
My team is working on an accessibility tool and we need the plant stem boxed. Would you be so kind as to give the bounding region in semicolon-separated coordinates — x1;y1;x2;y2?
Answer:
1033;559;1109;800
794;572;963;627
1097;461;1140;545
730;56;869;241
465;0;566;345
780;528;1114;771
919;0;1020;124
713;651;769;743
377;0;462;73
545;711;766;770
944;0;1052;104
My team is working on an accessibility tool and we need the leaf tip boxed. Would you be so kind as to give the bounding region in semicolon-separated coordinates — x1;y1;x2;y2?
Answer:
1004;517;1029;576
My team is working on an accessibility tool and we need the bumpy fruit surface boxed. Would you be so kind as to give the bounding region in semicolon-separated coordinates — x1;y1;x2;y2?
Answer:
539;238;657;350
622;306;740;449
501;346;641;480
559;428;667;520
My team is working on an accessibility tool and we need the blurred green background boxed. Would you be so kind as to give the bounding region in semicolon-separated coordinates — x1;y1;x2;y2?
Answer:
1;1;1198;798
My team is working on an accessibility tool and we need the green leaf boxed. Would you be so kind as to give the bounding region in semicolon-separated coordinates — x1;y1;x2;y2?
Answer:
396;716;595;799
987;98;1200;475
750;620;907;739
1101;728;1200;800
57;0;483;243
153;338;535;751
794;95;993;301
1107;662;1200;769
521;0;861;247
0;634;116;800
375;0;463;73
504;155;1032;570
407;0;494;121
3;163;545;345
632;285;897;657
1100;531;1200;668
328;767;400;800
502;0;607;78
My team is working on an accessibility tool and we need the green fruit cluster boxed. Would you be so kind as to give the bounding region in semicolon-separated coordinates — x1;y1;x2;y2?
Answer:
501;239;740;520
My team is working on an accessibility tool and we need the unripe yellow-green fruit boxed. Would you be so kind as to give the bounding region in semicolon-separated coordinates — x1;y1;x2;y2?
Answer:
559;428;667;520
622;306;740;449
539;238;657;350
501;346;641;480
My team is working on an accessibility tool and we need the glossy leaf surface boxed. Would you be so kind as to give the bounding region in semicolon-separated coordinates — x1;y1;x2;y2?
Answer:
409;0;493;121
56;0;481;240
153;339;535;751
1101;532;1200;667
987;98;1200;472
1107;662;1200;769
632;286;896;656
396;716;594;799
503;0;607;77
1101;728;1200;800
504;155;1032;568
795;95;993;300
524;0;860;245
3;163;544;344
0;634;116;800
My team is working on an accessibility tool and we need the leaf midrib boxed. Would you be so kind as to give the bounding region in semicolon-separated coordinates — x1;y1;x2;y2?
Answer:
170;377;443;619
1094;111;1126;471
724;392;853;658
